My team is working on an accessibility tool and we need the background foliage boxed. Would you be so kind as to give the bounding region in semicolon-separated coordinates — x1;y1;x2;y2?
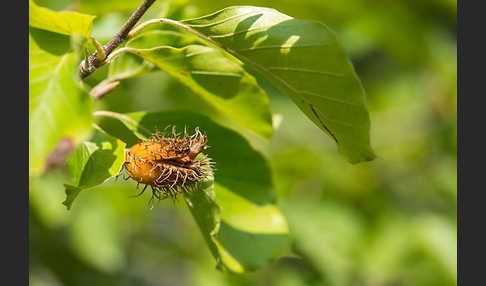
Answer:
29;0;456;285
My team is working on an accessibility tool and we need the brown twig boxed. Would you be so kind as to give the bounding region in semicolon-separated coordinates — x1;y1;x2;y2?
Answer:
79;0;157;79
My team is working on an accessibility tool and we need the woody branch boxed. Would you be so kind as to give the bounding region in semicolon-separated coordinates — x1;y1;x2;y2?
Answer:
79;0;156;79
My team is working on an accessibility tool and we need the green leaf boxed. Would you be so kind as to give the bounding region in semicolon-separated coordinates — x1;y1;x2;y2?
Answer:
63;184;83;211
29;1;96;175
103;31;193;96
79;0;142;14
29;30;94;175
29;0;95;37
109;30;273;139
63;128;126;210
96;110;290;273
183;176;222;265
106;30;196;81
177;6;375;163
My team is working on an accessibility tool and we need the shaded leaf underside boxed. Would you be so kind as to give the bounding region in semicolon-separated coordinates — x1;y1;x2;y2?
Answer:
93;110;290;273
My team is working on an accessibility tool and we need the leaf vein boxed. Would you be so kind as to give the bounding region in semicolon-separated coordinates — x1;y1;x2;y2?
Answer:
268;66;344;77
185;11;260;28
297;90;361;107
209;24;277;39
235;43;331;52
189;70;242;77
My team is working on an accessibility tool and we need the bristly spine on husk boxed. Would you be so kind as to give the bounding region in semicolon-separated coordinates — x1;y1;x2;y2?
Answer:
117;126;214;208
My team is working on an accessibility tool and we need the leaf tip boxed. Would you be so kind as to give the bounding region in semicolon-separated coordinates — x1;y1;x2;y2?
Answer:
343;146;376;164
63;184;82;210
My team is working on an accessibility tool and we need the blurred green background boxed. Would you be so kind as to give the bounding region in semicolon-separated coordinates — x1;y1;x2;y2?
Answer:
29;0;457;285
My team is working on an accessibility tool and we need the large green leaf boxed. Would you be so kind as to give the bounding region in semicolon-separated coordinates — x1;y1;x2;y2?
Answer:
95;110;290;273
29;31;94;175
144;6;374;163
29;0;95;37
29;1;96;175
108;30;273;139
63;128;126;210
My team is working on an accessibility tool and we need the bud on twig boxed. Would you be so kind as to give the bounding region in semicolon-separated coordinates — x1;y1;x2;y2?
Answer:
90;81;120;99
91;37;106;61
79;0;157;78
83;47;90;72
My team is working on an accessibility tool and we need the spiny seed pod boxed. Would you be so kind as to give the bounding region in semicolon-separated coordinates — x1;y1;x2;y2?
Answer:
118;126;213;207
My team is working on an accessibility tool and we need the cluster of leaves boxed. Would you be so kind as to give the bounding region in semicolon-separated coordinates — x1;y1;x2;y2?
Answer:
29;0;375;273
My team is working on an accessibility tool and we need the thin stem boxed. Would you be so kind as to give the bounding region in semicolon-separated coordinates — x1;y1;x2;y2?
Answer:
127;19;162;38
90;80;120;99
79;0;157;79
104;47;136;63
93;110;153;137
128;18;227;52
